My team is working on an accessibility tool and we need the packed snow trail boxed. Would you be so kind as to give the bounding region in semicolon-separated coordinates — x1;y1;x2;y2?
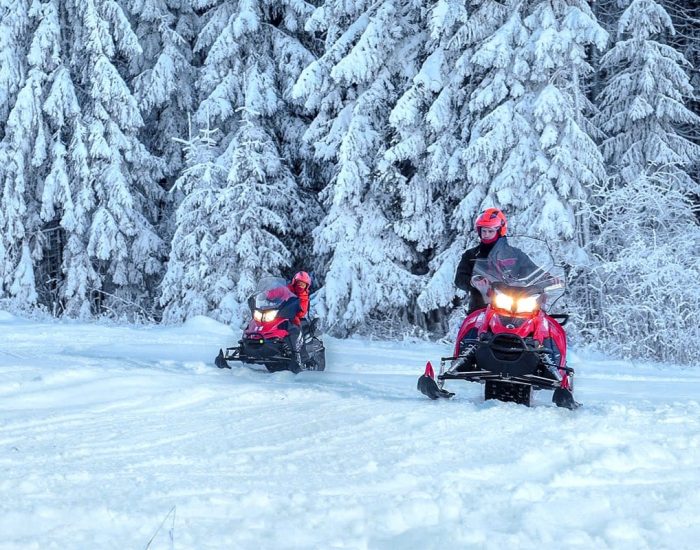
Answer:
1;312;699;549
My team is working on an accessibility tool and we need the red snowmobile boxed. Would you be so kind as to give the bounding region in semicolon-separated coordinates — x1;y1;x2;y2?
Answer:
215;277;325;373
417;239;580;409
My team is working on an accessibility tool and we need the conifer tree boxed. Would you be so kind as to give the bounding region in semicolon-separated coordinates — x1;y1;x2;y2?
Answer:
598;0;700;189
462;0;608;257
213;111;302;323
65;0;166;317
182;0;319;323
590;0;700;362
1;0;167;316
411;1;608;322
292;0;428;333
129;0;198;187
0;0;64;306
161;122;225;322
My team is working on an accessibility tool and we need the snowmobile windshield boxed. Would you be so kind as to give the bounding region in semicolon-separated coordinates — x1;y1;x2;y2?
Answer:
471;237;565;309
252;277;295;310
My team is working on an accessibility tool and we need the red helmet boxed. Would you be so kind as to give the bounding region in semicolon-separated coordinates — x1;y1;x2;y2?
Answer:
292;271;311;288
475;208;507;240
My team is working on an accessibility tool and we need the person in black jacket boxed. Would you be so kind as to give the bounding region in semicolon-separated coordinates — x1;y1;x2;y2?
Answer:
455;208;537;313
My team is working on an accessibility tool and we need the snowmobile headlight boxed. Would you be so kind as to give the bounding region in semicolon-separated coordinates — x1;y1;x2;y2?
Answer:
253;309;263;322
261;309;278;323
493;292;514;311
516;295;540;313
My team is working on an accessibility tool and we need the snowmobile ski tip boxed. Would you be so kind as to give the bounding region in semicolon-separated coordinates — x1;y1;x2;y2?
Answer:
417;362;454;399
215;349;231;369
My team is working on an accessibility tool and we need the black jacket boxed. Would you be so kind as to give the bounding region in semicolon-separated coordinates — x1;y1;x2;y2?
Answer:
455;242;494;313
455;237;537;313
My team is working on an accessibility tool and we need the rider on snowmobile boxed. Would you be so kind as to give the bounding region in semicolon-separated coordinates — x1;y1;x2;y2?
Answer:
451;208;577;407
455;208;537;313
266;271;312;367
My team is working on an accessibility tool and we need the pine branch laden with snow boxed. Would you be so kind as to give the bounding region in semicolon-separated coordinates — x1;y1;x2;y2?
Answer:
292;0;429;334
0;0;167;318
460;0;608;263
585;173;700;363
587;0;700;363
179;0;320;325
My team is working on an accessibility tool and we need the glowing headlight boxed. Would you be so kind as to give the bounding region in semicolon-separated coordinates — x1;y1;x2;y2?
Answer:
493;292;513;311
516;295;540;313
253;309;263;322
262;309;279;323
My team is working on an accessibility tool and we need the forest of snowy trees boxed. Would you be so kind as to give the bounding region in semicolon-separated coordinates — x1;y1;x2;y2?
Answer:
1;0;698;363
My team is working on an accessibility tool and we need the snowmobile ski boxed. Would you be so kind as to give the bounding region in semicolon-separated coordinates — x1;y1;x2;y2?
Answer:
552;387;581;410
215;349;232;369
417;362;454;399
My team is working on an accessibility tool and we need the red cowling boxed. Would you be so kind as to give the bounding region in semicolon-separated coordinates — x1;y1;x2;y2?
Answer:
453;306;569;385
244;317;290;340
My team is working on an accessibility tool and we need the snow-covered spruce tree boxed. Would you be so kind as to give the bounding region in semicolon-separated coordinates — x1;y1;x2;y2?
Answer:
0;0;63;308
11;1;103;317
160;122;226;322
413;0;608;332
129;0;198;187
292;1;430;335
590;0;700;363
212;111;303;324
126;0;199;298
32;1;99;317
462;0;608;257
380;0;514;319
188;0;321;323
0;0;167;317
598;0;700;191
0;0;31;137
64;0;166;319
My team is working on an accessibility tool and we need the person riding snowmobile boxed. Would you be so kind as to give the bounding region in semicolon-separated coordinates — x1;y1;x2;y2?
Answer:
267;271;312;367
453;208;576;407
455;208;537;314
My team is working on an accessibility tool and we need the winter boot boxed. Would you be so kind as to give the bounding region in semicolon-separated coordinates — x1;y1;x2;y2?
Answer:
294;350;304;370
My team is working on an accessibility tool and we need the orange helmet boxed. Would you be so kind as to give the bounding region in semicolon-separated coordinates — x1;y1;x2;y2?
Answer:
475;208;507;238
292;271;311;288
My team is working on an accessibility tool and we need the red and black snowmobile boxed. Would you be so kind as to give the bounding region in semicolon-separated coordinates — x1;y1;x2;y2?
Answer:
418;238;580;409
215;277;326;373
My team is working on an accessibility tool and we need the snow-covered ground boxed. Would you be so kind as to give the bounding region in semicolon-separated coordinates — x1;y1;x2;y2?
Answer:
1;312;698;549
